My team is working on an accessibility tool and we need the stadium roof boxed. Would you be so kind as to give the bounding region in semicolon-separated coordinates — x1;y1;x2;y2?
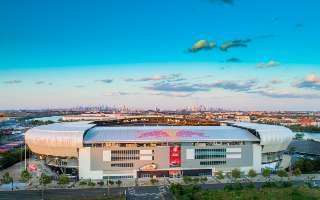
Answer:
83;126;259;143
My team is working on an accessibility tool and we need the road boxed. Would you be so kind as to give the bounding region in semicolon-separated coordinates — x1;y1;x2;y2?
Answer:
0;185;174;200
0;180;311;200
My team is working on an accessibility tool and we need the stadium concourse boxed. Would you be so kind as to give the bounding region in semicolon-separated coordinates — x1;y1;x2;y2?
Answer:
25;116;295;180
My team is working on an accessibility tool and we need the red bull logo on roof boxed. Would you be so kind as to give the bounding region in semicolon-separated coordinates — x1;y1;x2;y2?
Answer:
136;130;207;139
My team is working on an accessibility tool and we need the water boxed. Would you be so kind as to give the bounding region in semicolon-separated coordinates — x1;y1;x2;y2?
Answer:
29;116;62;123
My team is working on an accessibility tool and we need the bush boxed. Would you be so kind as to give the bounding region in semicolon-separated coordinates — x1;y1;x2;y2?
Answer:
20;170;32;182
231;169;241;179
0;148;31;170
1;172;13;184
200;177;208;183
262;168;272;178
293;168;302;176
183;176;193;184
97;181;104;186
215;171;224;180
79;180;87;186
108;180;114;185
116;180;122;186
277;170;288;177
248;169;257;178
58;174;69;185
39;173;52;186
150;178;158;185
192;177;200;183
88;181;96;187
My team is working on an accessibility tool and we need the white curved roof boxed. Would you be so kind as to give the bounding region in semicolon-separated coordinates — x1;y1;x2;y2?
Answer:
84;126;259;143
228;122;295;153
25;121;95;157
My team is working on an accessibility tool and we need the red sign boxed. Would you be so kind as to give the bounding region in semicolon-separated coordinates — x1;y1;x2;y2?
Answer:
170;146;181;167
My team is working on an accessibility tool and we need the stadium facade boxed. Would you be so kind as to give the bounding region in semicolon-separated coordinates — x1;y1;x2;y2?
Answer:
25;117;295;180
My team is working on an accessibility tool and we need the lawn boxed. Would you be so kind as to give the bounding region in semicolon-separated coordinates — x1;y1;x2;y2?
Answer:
170;184;320;200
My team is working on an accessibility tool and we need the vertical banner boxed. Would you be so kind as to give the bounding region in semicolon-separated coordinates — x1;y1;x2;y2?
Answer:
170;146;181;167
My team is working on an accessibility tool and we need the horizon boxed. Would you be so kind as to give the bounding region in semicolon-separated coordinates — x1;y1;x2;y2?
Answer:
1;0;320;110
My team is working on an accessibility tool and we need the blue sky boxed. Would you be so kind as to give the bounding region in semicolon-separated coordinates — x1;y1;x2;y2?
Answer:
1;0;320;110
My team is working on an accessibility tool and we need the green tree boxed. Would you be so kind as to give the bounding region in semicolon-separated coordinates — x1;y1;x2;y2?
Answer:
39;173;52;186
293;168;302;176
1;172;13;184
116;180;122;186
215;171;224;180
150;178;158;185
231;169;241;179
262;168;272;178
20;170;32;183
277;170;288;177
58;174;69;185
248;169;257;178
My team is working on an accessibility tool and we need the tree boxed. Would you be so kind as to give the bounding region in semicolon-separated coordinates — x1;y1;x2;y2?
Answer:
277;170;288;178
116;180;122;186
1;172;13;184
150;178;158;185
262;168;271;178
58;174;69;185
215;171;224;180
248;169;257;178
231;169;241;179
20;170;32;183
39;173;52;186
293;168;302;176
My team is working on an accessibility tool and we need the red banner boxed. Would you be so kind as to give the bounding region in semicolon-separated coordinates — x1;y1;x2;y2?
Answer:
170;146;181;167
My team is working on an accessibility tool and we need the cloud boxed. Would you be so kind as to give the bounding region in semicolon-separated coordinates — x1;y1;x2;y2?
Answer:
220;39;251;51
253;90;320;99
199;80;258;92
35;81;45;85
107;91;140;96
270;79;283;84
226;57;241;62
294;74;320;90
256;60;280;68
3;80;22;84
146;82;209;93
125;74;184;82
151;92;193;98
97;79;113;83
189;40;216;52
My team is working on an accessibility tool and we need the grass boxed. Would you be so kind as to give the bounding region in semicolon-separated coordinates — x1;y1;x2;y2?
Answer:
171;184;320;200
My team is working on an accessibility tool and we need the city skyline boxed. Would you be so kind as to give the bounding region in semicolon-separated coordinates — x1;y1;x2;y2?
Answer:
1;0;320;110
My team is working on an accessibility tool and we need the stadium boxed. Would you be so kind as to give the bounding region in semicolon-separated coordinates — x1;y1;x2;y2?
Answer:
25;116;295;180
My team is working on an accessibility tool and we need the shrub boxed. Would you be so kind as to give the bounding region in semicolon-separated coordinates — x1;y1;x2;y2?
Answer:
215;171;224;180
39;173;52;186
97;181;104;186
248;169;257;178
231;169;241;179
1;172;13;184
262;168;272;178
88;181;96;187
200;177;208;183
20;170;32;183
293;168;302;176
108;180;114;185
58;174;69;185
277;170;288;177
183;176;193;184
116;180;122;186
150;178;158;185
79;180;87;186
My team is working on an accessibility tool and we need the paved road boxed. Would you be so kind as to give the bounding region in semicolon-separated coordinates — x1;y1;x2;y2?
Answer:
0;180;310;200
0;185;174;200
